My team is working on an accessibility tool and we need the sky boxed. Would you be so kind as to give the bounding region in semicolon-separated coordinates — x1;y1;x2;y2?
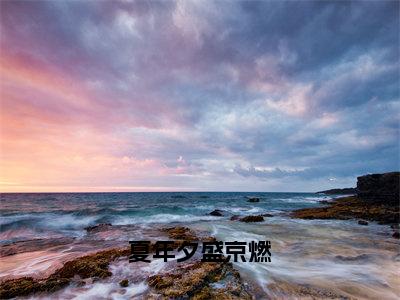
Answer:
0;0;399;192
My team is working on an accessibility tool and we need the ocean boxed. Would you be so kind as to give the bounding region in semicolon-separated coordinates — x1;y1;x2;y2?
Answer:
1;192;398;299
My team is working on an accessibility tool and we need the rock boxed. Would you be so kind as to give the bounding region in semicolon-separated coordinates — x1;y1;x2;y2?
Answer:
230;215;241;221
84;223;112;233
358;220;368;226
209;209;223;216
316;188;356;195
0;237;74;257
52;248;129;279
296;172;399;224
239;215;264;223
0;277;70;299
159;227;215;250
119;279;129;287
268;280;350;299
246;197;260;202
291;195;399;225
334;254;370;262
261;213;274;217
357;172;399;204
0;247;130;299
161;227;198;240
147;261;252;299
393;231;400;239
319;200;331;205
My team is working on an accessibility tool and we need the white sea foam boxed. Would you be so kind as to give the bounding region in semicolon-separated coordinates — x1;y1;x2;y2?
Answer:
50;281;148;300
277;197;326;203
39;214;99;229
113;214;220;225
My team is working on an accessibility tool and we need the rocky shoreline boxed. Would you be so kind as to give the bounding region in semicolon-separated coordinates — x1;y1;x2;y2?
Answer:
0;226;253;299
0;248;130;299
292;172;400;238
291;195;399;224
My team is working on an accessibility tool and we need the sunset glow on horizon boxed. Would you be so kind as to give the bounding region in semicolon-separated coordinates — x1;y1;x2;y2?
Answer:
1;1;399;193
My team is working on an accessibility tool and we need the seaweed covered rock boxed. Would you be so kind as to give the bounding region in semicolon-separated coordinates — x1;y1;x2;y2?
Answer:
161;227;199;240
0;277;70;299
0;248;130;299
239;215;264;223
52;248;128;279
160;227;215;243
147;261;252;299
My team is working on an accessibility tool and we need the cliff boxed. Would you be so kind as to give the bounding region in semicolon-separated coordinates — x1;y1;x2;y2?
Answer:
357;172;399;204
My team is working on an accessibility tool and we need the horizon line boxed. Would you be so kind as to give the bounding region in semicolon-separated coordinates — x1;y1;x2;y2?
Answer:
0;190;332;194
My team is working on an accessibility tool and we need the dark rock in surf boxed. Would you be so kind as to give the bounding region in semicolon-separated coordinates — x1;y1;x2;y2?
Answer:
230;215;240;221
246;197;260;202
239;215;264;223
261;213;274;217
84;223;112;233
209;209;223;216
119;279;129;287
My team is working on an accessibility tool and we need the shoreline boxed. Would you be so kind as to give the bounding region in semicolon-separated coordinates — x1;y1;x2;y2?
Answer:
292;195;399;223
291;172;399;239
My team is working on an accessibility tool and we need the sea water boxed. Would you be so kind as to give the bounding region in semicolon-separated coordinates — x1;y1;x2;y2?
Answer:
1;192;399;299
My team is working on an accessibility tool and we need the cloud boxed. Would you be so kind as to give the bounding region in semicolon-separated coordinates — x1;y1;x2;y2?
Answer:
0;0;398;192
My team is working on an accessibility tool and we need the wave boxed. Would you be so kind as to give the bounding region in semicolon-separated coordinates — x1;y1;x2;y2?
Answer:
276;196;329;203
113;213;220;225
0;212;102;236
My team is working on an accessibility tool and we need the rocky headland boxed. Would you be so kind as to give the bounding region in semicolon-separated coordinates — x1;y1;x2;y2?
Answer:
316;187;356;195
292;172;399;237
